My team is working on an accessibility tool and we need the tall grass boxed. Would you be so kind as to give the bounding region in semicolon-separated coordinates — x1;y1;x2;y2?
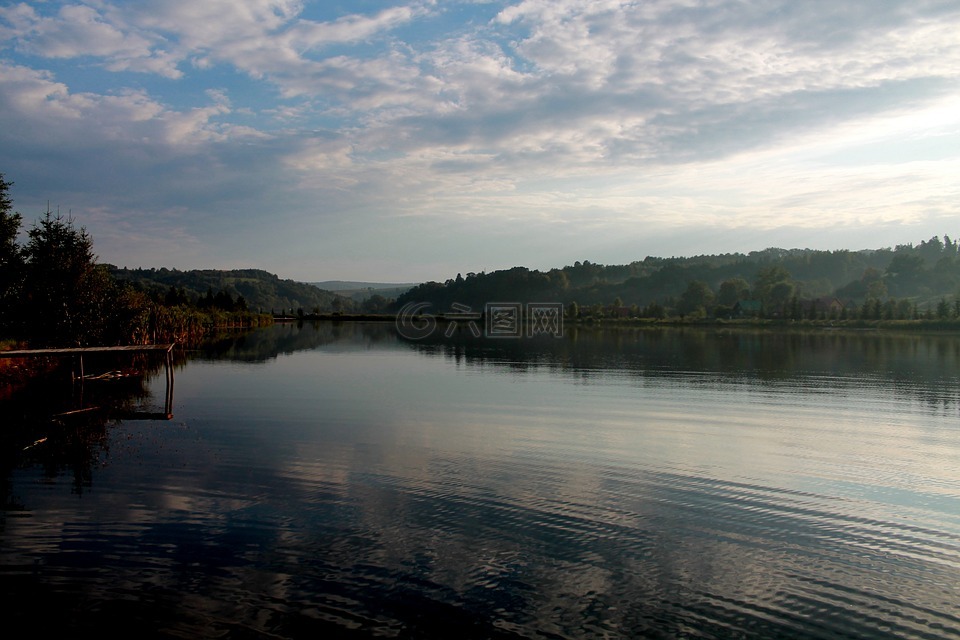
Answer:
144;306;273;346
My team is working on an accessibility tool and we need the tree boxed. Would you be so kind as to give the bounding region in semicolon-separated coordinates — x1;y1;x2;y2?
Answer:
945;235;958;256
936;297;950;319
753;266;795;315
213;288;235;311
866;277;888;300
0;174;24;333
770;281;796;313
917;235;945;265
164;285;190;307
718;278;750;306
885;253;926;296
200;287;215;309
361;294;389;314
882;298;896;320
642;301;666;319
678;280;715;317
22;208;109;346
896;298;914;320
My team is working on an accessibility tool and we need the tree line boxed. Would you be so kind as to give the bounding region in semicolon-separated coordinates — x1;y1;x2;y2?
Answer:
395;237;960;323
0;174;271;348
109;266;355;316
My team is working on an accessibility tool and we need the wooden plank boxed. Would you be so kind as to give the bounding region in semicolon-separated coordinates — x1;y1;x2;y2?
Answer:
1;343;177;420
53;407;102;418
0;344;175;358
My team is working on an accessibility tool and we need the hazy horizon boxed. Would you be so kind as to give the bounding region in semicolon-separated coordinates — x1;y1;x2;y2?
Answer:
2;1;958;283
110;236;934;288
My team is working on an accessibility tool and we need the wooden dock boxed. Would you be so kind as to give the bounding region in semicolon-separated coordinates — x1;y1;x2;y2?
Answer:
1;344;177;419
0;344;176;358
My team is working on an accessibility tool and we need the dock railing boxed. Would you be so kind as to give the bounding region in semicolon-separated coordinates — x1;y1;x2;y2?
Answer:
0;344;177;419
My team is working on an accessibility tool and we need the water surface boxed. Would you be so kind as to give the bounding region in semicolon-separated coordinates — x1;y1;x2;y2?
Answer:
2;323;959;638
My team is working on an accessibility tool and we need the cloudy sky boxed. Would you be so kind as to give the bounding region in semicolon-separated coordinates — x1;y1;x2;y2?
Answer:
1;0;959;283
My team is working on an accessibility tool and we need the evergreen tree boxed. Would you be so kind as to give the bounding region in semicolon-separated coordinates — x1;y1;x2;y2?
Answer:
22;208;110;346
936;297;950;319
0;174;24;334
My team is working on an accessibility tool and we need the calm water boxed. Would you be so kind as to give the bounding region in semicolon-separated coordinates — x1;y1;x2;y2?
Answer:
2;323;959;638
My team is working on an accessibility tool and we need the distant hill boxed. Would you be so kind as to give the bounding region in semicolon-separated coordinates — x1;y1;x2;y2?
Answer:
109;267;354;314
312;281;418;302
313;280;418;291
394;234;960;318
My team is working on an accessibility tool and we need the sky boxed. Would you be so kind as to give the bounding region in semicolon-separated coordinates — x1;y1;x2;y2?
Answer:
1;0;959;284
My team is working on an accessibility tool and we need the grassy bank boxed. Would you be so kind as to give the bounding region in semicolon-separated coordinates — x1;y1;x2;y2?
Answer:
0;340;62;393
567;316;960;332
0;310;274;391
149;307;274;344
304;312;960;334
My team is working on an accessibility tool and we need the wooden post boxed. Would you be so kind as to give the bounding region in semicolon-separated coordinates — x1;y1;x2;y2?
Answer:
164;347;175;419
0;344;177;419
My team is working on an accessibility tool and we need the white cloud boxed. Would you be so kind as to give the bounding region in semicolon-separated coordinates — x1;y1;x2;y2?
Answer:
0;2;182;78
2;0;960;279
288;5;420;49
0;61;269;149
23;4;150;58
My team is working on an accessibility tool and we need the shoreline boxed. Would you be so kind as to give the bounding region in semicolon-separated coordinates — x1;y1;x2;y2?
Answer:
6;315;960;391
0;353;61;397
288;313;960;333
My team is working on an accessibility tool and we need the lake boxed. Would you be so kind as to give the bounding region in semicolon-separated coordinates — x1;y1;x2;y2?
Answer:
2;322;959;638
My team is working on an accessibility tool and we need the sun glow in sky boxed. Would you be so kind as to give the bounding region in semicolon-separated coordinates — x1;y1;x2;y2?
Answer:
2;0;959;282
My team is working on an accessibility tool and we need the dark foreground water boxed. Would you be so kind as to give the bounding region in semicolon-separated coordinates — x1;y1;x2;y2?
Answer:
2;323;959;638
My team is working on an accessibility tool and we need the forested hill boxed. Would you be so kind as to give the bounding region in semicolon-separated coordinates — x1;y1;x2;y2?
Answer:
109;267;354;314
394;235;960;317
